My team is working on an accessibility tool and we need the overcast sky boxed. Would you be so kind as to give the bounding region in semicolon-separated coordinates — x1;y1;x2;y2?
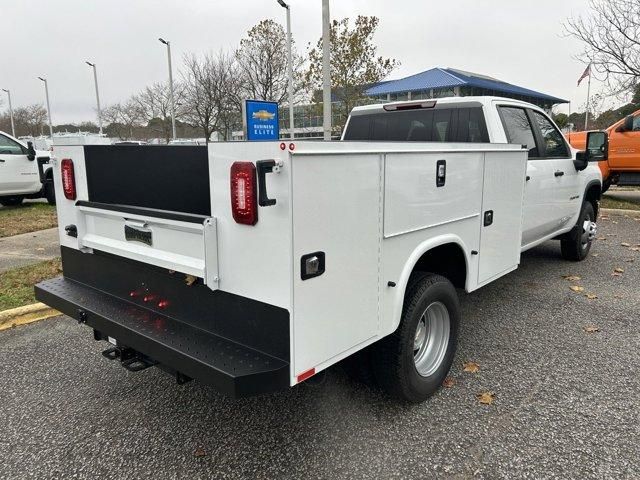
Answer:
2;0;600;124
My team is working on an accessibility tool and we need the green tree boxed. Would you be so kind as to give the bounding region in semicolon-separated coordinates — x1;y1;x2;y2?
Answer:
305;16;399;131
552;112;569;130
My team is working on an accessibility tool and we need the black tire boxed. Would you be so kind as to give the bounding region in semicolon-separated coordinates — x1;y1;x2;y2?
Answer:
372;273;459;403
0;196;24;207
561;202;595;261
44;180;56;205
601;178;611;194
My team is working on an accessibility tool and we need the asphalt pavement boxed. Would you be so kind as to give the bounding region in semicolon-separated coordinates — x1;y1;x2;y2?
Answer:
0;212;638;480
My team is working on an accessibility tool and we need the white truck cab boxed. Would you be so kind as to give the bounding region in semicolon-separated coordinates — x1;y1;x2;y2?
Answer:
35;97;604;403
0;130;54;206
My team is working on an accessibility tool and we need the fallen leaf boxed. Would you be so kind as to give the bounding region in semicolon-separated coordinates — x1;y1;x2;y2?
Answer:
562;275;581;281
185;275;197;286
194;447;206;458
442;377;456;388
596;236;607;241
612;272;623;277
36;247;45;252
570;285;585;293
614;267;624;273
621;242;631;247
592;253;600;257
584;325;600;333
606;233;617;236
463;362;480;373
585;293;598;300
476;391;495;405
631;247;640;252
612;221;618;224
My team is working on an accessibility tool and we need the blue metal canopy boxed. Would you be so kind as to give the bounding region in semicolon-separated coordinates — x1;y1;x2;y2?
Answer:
365;67;568;104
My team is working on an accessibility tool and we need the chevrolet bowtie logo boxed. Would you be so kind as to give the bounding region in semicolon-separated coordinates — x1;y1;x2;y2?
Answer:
252;110;276;121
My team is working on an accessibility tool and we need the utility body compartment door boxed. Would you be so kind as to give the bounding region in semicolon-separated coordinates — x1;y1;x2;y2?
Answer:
477;150;527;285
291;152;382;378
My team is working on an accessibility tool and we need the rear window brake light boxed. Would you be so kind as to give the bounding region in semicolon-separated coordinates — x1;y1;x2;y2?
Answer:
383;100;437;111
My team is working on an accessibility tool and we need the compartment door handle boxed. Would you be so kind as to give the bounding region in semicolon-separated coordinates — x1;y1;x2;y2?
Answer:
257;160;277;207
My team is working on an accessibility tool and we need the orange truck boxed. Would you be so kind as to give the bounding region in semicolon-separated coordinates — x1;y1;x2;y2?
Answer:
567;110;640;192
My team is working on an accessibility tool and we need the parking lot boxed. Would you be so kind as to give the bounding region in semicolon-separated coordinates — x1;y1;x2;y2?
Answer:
0;211;638;480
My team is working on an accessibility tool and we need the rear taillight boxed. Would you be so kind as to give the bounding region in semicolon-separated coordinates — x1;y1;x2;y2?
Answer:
60;159;76;200
230;162;258;225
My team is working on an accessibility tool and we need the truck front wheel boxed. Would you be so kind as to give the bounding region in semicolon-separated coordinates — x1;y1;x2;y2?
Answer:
373;273;459;403
44;180;56;205
561;202;596;261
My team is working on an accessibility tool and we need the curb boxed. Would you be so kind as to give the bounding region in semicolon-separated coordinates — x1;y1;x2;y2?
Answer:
600;207;640;217
0;302;60;332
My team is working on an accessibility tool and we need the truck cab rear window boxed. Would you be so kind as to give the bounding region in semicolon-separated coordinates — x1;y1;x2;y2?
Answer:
344;107;489;143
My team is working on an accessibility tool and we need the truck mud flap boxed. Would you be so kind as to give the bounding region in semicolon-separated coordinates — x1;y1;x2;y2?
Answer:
35;277;289;398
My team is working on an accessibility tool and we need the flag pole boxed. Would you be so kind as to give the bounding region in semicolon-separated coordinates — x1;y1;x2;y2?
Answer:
584;69;592;130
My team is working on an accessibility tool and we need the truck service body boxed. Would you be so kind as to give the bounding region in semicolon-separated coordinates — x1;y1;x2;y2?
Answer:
35;97;604;402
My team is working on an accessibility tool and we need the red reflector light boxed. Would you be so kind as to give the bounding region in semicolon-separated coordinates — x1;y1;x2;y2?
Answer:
296;368;316;383
60;159;76;200
279;142;286;151
157;300;169;309
230;162;258;225
289;143;295;151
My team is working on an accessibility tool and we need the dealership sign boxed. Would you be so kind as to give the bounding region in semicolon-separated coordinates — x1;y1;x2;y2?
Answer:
244;100;280;141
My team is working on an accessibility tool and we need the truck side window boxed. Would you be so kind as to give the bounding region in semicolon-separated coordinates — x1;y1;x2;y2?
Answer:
498;107;539;158
633;116;640;131
531;110;570;158
0;134;25;155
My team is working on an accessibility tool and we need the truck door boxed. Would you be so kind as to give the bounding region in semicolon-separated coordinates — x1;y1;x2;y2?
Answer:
528;110;580;231
498;106;562;246
608;113;640;171
0;134;40;195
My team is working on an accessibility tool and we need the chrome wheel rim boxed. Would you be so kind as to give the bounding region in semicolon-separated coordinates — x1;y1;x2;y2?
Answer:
413;301;450;377
581;213;595;250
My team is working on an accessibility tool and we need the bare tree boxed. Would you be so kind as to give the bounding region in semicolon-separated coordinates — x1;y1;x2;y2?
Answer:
102;100;144;140
182;51;243;142
565;0;640;97
134;82;185;142
235;19;305;105
12;104;48;136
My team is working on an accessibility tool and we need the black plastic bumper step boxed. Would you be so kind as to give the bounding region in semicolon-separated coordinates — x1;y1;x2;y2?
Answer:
35;277;289;397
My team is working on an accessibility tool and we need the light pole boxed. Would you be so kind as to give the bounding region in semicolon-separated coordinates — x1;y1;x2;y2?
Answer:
85;61;103;135
277;0;295;140
159;37;177;140
322;0;331;141
1;89;15;137
38;77;54;139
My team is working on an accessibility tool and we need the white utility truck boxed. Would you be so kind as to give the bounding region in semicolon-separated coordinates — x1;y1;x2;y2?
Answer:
0;131;54;206
36;97;605;402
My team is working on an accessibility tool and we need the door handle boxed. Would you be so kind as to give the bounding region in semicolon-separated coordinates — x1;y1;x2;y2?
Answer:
554;170;564;177
256;159;277;207
0;159;5;163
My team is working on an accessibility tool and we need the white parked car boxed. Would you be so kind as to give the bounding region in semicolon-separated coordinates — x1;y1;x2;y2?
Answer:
0;131;54;206
36;97;603;402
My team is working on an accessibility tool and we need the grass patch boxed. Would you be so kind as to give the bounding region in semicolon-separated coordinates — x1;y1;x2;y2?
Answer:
601;196;640;211
0;258;62;310
0;203;58;237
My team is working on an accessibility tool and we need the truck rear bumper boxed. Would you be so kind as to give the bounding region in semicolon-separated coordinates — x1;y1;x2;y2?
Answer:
35;277;289;397
34;246;290;398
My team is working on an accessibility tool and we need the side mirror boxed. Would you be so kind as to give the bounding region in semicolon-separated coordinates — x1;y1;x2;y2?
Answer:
26;141;36;161
617;114;634;132
586;131;608;161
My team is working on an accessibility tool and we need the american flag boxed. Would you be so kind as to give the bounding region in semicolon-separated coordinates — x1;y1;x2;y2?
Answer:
577;64;591;86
